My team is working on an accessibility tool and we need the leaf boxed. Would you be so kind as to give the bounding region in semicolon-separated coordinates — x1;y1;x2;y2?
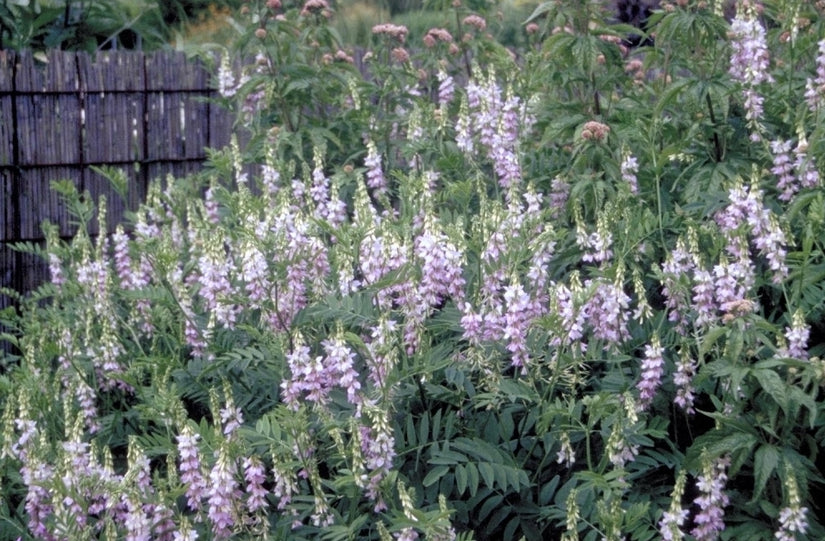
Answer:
499;409;514;440
477;494;504;523
478;462;495;489
455;464;467;496
467;462;480;497
751;445;779;503
406;414;417;448
423;465;450;487
752;368;788;413
699;326;728;359
419;412;430;447
428;449;467;465
788;387;817;429
524;1;553;24
539;475;560;505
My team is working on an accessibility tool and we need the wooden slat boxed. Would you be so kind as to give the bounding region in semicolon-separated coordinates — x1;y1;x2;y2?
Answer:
0;170;12;242
84;92;144;163
18;167;81;240
0;50;15;92
14;50;77;93
183;94;210;159
17;94;82;166
0;95;13;166
209;101;234;149
81;51;144;93
146;91;185;160
145;50;208;91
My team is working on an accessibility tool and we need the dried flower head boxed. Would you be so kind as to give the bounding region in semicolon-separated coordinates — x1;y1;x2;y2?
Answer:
372;23;409;43
580;120;610;142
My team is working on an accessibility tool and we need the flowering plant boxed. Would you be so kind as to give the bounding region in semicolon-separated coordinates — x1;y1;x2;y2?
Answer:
2;0;825;540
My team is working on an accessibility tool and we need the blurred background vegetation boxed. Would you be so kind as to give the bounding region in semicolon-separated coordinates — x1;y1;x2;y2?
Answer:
0;0;540;53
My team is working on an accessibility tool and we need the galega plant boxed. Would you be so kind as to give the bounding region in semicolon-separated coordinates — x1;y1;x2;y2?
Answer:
2;0;825;539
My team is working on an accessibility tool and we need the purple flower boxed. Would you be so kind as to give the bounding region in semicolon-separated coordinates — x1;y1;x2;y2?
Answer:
729;5;772;137
123;493;152;541
415;223;465;308
621;153;639;194
243;456;269;513
455;99;474;154
365;139;386;196
272;462;298;511
691;268;716;327
48;252;65;288
691;455;730;541
662;240;694;332
673;350;697;414
552;282;586;352
281;341;328;409
771;139;796;201
805;39;825;110
437;70;454;106
583;279;630;347
780;310;810;360
322;333;362;406
207;446;241;540
204;187;220;224
240;242;270;307
794;138;820;190
502;279;535;372
219;403;244;437
637;336;665;411
360;411;396;510
178;426;206;512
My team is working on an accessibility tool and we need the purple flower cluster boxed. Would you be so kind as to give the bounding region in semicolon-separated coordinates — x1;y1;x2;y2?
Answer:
282;333;364;410
780;309;810;360
637;336;665;411
364;139;386;197
415;221;465;309
207;446;242;540
772;138;820;202
728;4;773;139
662;239;693;332
621;153;639;194
582;278;631;347
243;456;269;513
437;69;455;107
460;69;533;189
673;349;697;414
360;410;396;511
178;426;207;512
805;39;825;110
691;455;730;541
717;181;787;283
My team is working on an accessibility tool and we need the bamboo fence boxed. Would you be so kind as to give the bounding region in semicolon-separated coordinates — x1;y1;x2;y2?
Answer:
0;49;235;348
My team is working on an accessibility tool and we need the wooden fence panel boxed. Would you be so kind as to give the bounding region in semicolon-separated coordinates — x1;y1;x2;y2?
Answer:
0;50;236;331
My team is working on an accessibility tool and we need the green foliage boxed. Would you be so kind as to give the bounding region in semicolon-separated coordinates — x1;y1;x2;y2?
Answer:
3;0;825;540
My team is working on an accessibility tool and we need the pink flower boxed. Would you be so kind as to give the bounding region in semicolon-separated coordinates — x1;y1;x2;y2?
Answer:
372;23;408;42
462;14;486;31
